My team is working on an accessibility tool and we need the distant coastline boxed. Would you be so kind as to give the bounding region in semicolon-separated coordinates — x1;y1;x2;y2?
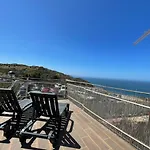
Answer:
82;77;150;98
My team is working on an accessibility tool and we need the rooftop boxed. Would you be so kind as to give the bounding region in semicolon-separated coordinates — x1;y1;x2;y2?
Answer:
0;99;136;150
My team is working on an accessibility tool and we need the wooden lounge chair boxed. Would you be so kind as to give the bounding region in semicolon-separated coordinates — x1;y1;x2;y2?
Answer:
0;88;32;138
19;91;69;148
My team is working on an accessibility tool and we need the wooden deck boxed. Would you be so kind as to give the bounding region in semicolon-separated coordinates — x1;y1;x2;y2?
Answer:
0;99;136;150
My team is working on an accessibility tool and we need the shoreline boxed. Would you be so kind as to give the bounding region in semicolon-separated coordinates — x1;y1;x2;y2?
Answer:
86;86;150;105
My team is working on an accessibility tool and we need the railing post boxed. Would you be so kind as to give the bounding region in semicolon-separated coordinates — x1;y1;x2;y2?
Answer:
83;87;86;110
25;80;29;98
148;112;150;125
65;79;68;99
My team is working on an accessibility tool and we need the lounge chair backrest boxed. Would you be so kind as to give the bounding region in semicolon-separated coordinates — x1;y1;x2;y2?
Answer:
0;88;22;113
30;92;59;118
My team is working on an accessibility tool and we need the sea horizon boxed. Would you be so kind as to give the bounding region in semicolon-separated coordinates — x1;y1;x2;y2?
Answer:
79;76;150;83
78;77;150;97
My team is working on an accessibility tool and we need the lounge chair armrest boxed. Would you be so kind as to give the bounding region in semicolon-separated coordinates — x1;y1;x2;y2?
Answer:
18;99;32;111
58;103;69;115
22;103;32;111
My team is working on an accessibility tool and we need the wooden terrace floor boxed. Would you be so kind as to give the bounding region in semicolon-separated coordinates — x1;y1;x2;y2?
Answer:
0;99;136;150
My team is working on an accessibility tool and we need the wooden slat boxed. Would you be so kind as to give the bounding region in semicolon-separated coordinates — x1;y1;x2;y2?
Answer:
45;97;52;117
40;96;47;116
11;92;22;113
0;89;22;113
31;94;41;117
1;96;8;111
54;96;59;117
3;94;13;111
50;97;57;117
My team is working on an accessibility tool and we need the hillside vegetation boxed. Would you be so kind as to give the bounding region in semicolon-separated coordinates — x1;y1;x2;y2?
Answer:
0;63;87;82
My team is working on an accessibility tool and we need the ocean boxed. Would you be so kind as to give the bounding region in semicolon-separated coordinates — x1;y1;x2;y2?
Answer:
83;77;150;98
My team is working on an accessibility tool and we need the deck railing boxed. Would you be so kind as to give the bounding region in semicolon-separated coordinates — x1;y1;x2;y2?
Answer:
66;79;150;150
0;77;12;88
0;77;67;99
1;77;150;149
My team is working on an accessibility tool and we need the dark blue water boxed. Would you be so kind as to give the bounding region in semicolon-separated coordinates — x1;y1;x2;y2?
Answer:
83;77;150;98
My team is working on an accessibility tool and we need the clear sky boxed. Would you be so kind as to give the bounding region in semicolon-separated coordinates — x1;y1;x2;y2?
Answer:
0;0;150;81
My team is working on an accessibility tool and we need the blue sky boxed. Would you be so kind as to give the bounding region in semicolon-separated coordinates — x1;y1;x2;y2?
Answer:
0;0;150;81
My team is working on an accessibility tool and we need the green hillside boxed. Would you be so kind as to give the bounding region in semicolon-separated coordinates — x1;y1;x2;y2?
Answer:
0;63;87;82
